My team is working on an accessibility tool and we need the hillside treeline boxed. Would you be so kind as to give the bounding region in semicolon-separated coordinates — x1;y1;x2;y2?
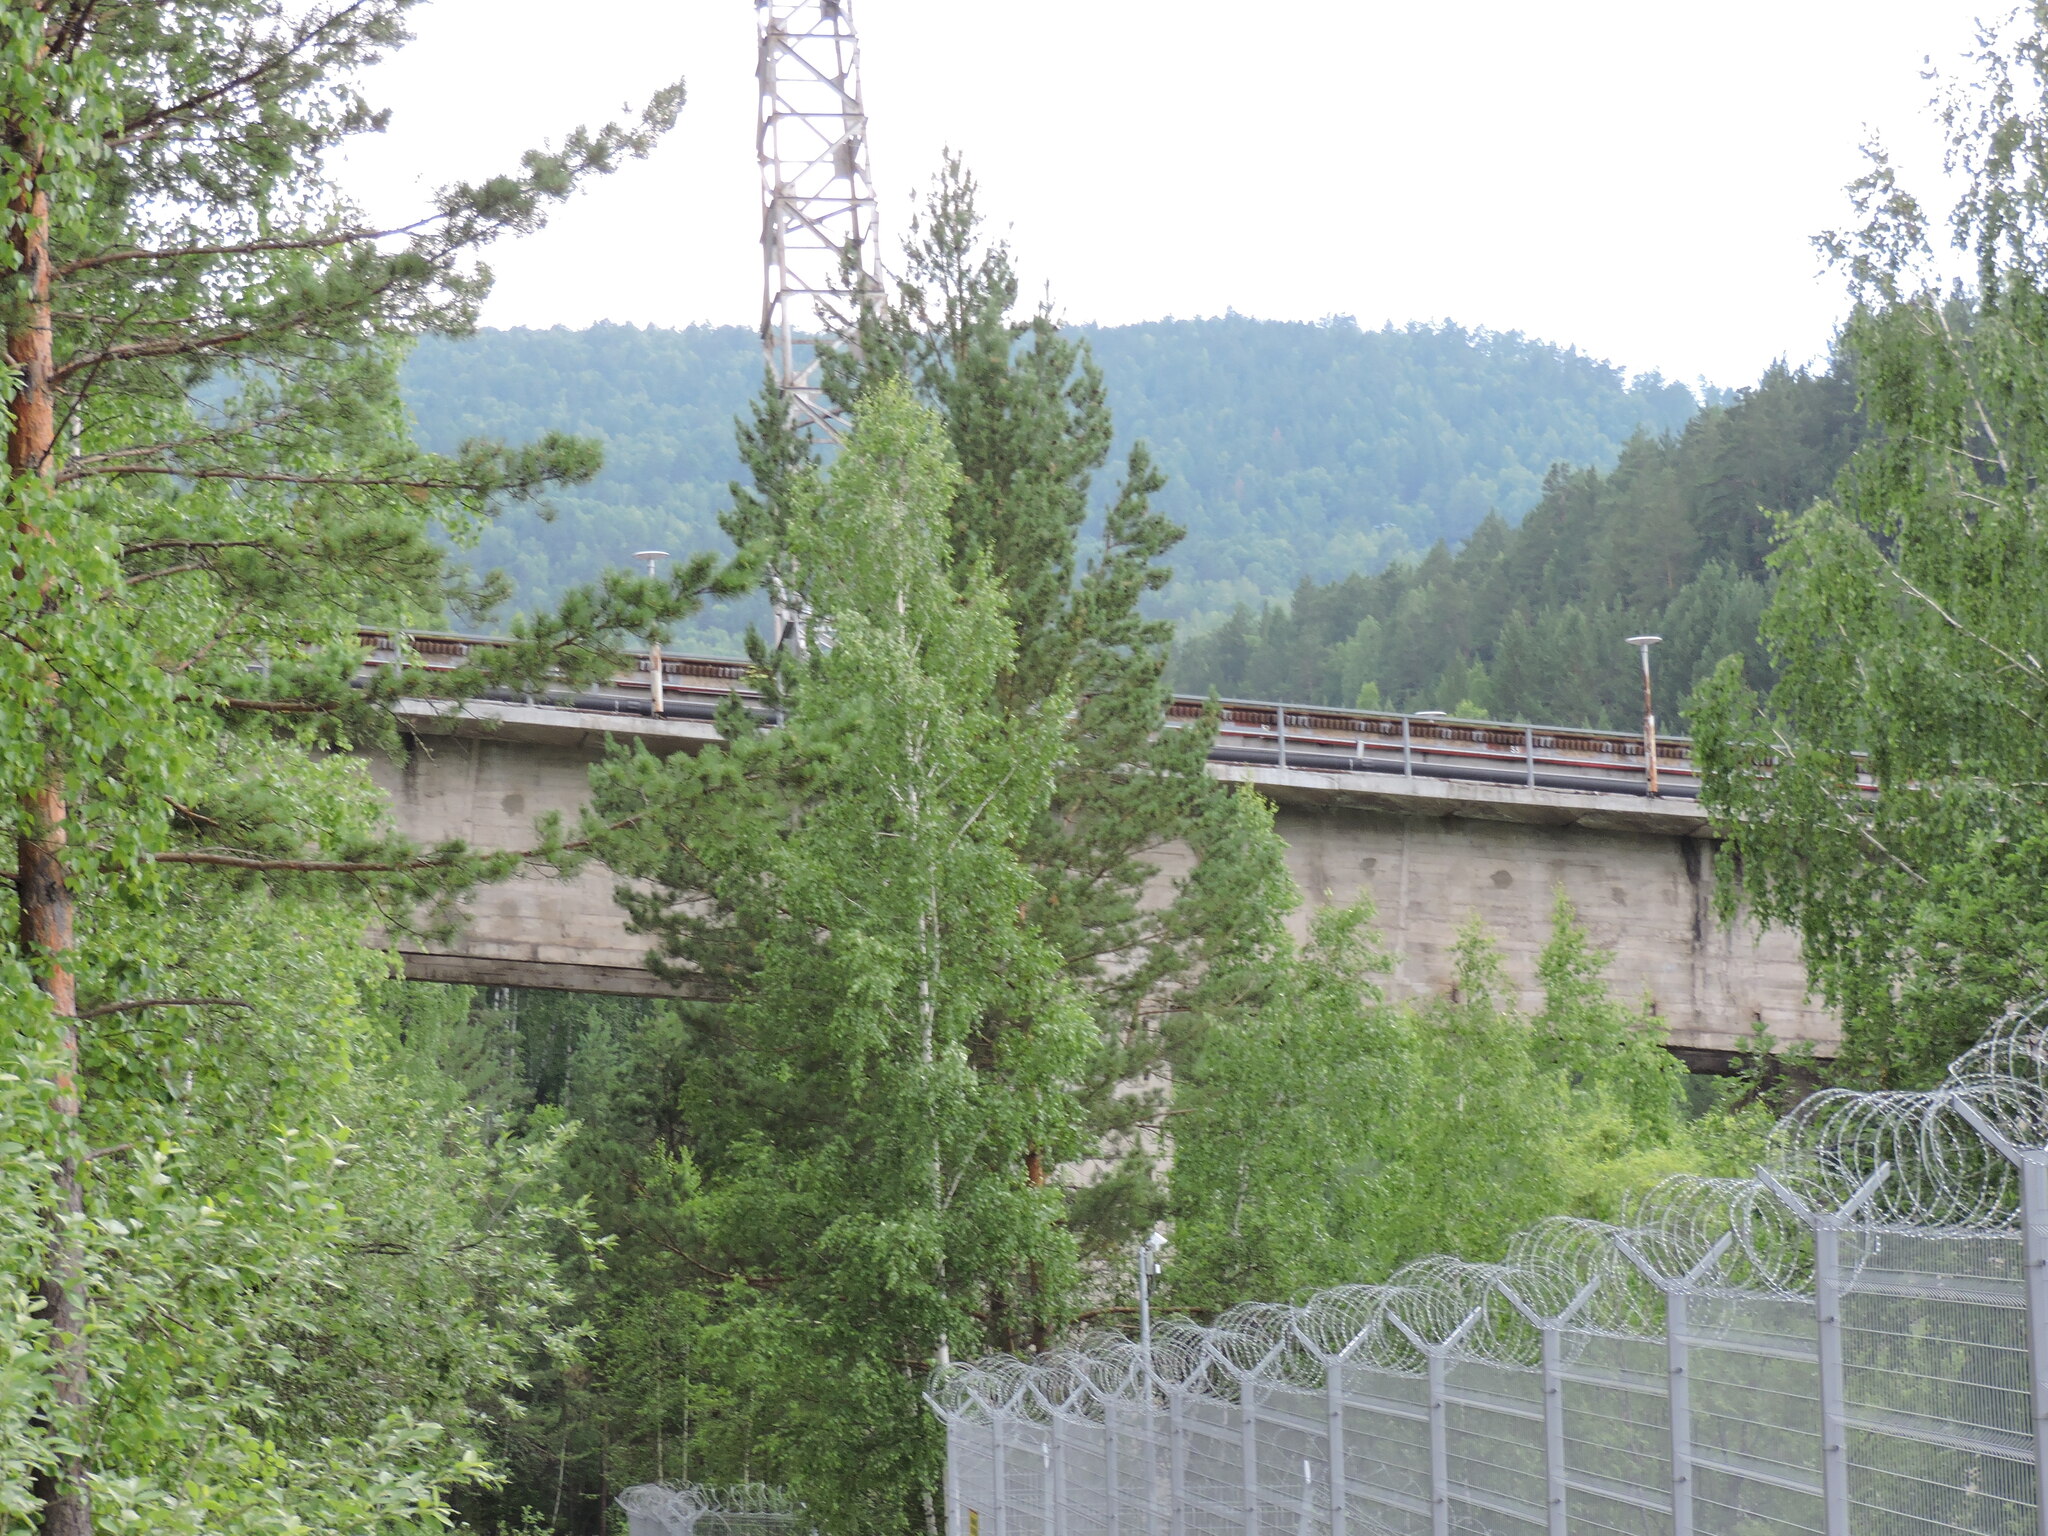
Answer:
1171;364;1864;728
400;316;1699;637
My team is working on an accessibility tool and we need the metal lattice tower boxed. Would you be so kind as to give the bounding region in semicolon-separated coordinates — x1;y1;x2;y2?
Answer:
756;0;882;441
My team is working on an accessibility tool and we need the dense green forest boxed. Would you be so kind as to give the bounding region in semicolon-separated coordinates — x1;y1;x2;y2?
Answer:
1172;362;1865;727
11;5;2048;1536
400;316;1700;642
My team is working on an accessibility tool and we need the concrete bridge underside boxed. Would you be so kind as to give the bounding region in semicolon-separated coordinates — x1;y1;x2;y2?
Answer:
365;699;1835;1070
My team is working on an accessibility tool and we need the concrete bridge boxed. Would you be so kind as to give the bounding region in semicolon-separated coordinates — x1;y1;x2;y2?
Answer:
361;632;1838;1069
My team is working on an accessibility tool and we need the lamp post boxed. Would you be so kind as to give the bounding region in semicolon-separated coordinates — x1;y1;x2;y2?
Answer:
1137;1231;1166;1370
635;550;670;716
1138;1230;1182;1536
1625;635;1662;796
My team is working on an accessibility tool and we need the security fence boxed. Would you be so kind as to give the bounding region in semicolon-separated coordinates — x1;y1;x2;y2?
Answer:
929;1003;2048;1536
616;1482;809;1536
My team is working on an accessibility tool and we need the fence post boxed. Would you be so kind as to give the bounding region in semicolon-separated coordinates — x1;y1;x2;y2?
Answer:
1276;707;1288;770
1757;1163;1890;1536
1664;1288;1695;1536
1524;725;1536;788
1497;1278;1596;1536
1104;1397;1122;1536
1168;1388;1188;1536
1813;1218;1849;1536
1538;1326;1568;1536
2015;1163;2048;1536
1426;1350;1450;1536
1614;1233;1732;1536
991;1410;1007;1536
945;1420;963;1536
1240;1379;1261;1536
1389;1309;1480;1536
2022;1157;2048;1536
1949;1098;2048;1536
1401;715;1412;776
1048;1420;1068;1536
1326;1357;1347;1536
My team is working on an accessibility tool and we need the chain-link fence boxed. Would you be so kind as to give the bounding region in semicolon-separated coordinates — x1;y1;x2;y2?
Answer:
930;1003;2048;1536
616;1482;809;1536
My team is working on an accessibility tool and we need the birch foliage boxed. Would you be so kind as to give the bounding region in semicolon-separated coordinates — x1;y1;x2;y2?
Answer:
591;385;1093;1536
1692;4;2048;1082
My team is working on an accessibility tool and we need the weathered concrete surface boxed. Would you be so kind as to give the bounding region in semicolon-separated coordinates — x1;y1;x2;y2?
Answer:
366;702;719;998
365;699;1834;1060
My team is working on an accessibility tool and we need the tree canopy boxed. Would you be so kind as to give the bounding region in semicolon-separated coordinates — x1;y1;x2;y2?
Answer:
0;4;742;1531
1693;4;2048;1085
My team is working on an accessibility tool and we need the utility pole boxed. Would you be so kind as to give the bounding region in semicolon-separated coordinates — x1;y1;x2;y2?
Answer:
755;0;882;443
1626;635;1662;796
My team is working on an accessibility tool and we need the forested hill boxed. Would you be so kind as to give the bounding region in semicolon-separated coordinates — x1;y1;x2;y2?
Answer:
400;317;1700;647
1080;317;1699;623
1171;364;1865;729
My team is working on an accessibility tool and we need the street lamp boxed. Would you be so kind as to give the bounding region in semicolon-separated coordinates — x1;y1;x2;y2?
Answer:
635;551;670;717
1626;635;1662;796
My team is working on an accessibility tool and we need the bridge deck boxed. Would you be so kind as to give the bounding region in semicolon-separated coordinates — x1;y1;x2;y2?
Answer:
362;627;1856;809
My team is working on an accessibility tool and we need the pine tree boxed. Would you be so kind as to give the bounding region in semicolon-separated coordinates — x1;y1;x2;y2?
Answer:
813;157;1272;1268
0;7;743;1530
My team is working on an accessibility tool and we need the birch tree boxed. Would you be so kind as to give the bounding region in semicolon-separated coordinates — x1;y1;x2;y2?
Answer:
592;383;1093;1536
1692;3;2048;1082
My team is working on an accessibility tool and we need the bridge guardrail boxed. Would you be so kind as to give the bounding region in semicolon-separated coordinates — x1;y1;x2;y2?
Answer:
355;629;1862;805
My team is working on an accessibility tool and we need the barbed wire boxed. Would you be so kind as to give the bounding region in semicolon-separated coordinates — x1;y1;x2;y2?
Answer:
929;998;2048;1425
617;1482;809;1536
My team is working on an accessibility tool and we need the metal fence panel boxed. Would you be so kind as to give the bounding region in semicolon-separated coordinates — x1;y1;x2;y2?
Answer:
929;1002;2048;1536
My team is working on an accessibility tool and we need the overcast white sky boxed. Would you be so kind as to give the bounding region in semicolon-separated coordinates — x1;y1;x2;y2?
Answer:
341;1;1994;390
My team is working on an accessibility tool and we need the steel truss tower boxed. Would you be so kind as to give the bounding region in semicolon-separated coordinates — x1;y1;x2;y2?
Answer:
756;0;882;441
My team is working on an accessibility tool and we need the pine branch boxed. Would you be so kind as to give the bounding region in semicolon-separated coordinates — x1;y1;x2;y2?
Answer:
150;811;641;876
78;996;252;1020
112;0;378;143
73;464;510;491
154;850;463;873
56;218;437;279
53;325;260;383
122;538;273;556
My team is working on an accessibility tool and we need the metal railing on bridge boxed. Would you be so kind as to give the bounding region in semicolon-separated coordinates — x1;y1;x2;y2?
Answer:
928;1000;2048;1536
357;628;1850;804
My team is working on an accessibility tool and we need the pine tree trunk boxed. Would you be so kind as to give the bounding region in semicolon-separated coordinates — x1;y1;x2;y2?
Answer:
8;26;93;1530
20;790;89;1536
